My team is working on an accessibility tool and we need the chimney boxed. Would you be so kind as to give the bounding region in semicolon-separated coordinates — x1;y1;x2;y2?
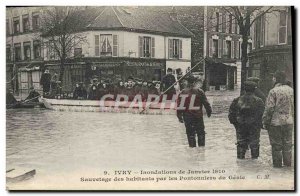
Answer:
169;7;178;21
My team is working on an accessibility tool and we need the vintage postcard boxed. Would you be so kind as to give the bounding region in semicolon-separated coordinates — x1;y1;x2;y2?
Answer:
6;5;295;191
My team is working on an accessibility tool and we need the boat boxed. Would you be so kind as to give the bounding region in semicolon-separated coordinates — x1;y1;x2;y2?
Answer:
40;97;177;115
6;102;45;109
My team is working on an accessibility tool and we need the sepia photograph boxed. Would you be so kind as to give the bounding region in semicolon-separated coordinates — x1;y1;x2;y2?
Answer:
5;3;295;191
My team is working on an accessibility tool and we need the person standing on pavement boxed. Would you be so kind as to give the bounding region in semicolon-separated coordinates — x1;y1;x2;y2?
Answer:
177;76;212;147
228;81;265;159
263;71;294;168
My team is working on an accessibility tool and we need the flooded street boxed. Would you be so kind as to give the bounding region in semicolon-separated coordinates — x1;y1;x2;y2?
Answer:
6;109;294;190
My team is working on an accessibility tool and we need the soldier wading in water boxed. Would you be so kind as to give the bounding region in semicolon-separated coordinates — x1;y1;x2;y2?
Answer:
228;81;265;159
177;76;212;147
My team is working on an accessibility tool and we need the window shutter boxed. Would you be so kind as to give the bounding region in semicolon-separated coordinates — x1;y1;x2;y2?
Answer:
179;39;182;59
235;41;239;59
95;35;100;56
225;14;229;33
218;13;222;32
232;19;235;34
168;39;173;59
237;24;240;35
212;12;216;32
239;42;242;59
151;37;155;58
208;38;212;57
112;34;118;57
223;40;226;55
138;36;143;57
218;39;222;58
231;41;234;59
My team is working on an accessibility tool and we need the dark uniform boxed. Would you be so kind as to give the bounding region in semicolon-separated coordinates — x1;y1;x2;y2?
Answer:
88;82;98;100
177;76;212;147
162;69;176;100
228;81;265;159
40;70;51;95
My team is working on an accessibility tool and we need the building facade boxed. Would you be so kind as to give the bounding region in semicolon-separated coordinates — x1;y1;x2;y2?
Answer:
175;6;253;91
6;6;193;97
248;6;293;94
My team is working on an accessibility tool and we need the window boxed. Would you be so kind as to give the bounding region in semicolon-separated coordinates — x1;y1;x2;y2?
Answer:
229;14;233;33
209;38;222;58
100;34;112;56
223;41;231;58
279;11;287;44
14;43;21;61
235;41;240;59
139;36;155;58
13;17;20;34
247;43;252;53
168;38;182;59
6;45;11;61
32;13;40;30
74;48;82;58
254;14;265;48
215;12;219;32
251;63;261;78
95;34;118;57
6;19;10;35
48;41;57;60
22;14;30;33
212;39;218;58
33;40;41;59
23;42;31;60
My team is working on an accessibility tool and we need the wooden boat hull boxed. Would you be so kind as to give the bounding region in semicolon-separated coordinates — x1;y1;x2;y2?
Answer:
6;102;45;109
40;98;177;115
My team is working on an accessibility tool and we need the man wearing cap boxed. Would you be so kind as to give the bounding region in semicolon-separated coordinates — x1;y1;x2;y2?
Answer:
263;71;294;168
162;68;176;100
228;81;265;159
246;77;266;103
88;78;98;100
177;76;212;147
25;86;40;102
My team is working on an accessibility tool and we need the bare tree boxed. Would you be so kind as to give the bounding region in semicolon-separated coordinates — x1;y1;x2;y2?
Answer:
220;6;274;94
38;6;88;83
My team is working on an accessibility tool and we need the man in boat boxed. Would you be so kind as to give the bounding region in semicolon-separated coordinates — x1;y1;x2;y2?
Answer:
40;69;51;96
162;68;176;100
177;75;212;147
228;81;265;159
25;86;40;102
88;78;98;100
140;81;148;101
126;76;135;101
73;82;87;100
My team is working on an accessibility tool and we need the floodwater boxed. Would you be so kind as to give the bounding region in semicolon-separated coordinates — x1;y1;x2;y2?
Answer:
6;109;294;190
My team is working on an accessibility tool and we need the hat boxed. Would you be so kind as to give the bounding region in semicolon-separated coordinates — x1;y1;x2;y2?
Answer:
273;71;286;84
247;77;260;84
167;68;173;72
186;75;196;84
244;81;256;92
127;76;134;81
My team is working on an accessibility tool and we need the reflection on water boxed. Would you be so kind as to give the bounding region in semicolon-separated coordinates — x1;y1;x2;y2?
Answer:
6;109;294;188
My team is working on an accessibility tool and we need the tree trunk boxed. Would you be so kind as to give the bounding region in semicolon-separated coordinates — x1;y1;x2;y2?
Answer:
59;59;65;83
240;34;248;95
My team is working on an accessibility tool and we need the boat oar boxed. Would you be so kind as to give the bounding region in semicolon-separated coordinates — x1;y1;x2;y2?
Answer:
139;58;206;114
